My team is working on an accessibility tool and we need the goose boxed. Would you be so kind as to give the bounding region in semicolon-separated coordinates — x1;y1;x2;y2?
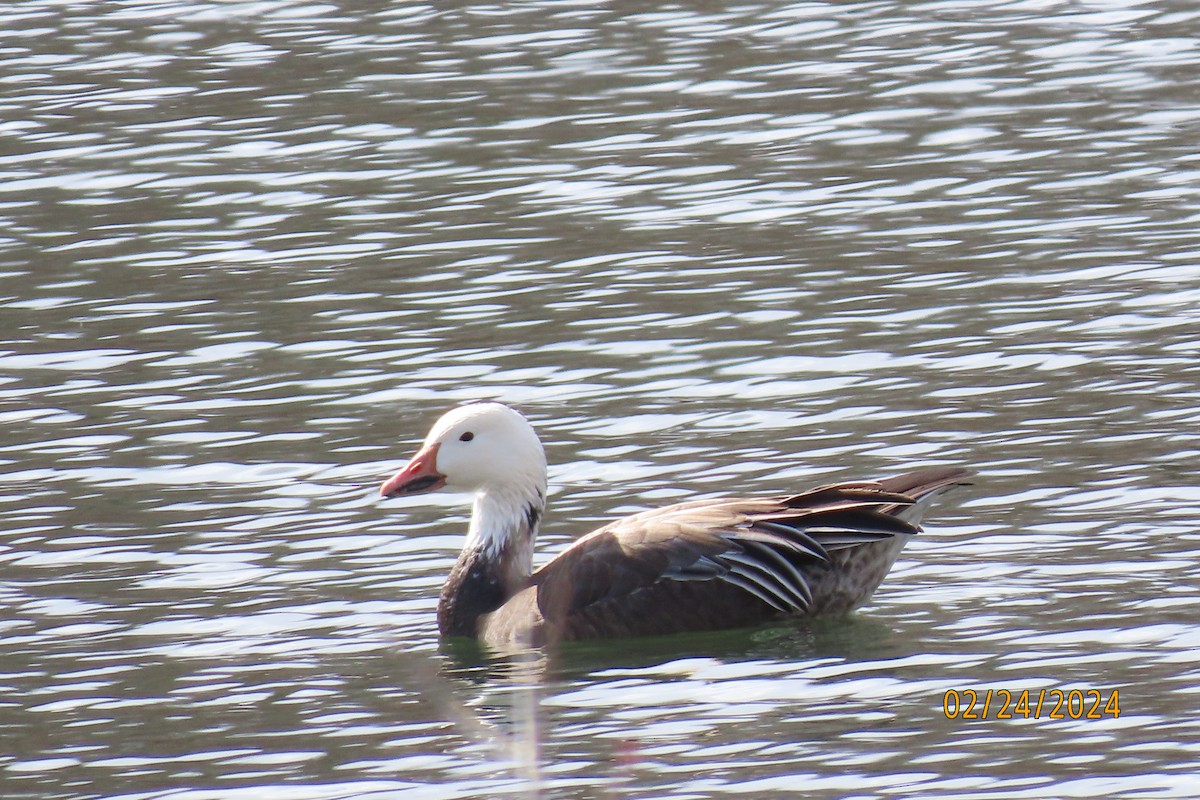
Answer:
380;402;968;646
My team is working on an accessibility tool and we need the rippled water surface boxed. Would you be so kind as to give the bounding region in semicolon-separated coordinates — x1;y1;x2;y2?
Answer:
3;0;1200;798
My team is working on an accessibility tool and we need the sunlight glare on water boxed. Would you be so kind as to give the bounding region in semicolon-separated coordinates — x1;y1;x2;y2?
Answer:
2;0;1200;798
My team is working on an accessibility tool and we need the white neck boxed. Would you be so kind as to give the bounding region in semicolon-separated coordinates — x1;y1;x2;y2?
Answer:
438;481;546;638
466;482;546;572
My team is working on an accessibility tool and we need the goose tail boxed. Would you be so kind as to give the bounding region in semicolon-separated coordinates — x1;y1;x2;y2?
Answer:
878;466;972;524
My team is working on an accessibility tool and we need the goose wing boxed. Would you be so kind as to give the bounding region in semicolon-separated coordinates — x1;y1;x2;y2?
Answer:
525;478;939;639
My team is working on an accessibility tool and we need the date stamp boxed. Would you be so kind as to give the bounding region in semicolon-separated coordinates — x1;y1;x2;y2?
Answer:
943;688;1120;720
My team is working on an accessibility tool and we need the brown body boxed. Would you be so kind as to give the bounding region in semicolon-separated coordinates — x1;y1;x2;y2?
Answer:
462;468;967;646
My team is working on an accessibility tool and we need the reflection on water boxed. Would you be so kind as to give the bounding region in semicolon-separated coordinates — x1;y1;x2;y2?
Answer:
3;0;1200;797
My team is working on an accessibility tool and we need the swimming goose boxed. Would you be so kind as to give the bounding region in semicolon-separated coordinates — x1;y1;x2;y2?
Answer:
380;402;968;645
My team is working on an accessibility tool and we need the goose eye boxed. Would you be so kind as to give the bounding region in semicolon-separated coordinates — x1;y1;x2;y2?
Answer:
459;431;474;442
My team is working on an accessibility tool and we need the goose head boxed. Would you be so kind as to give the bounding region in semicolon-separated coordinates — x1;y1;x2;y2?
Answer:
380;402;547;501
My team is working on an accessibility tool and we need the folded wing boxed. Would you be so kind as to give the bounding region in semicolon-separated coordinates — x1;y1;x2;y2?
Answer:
520;467;966;639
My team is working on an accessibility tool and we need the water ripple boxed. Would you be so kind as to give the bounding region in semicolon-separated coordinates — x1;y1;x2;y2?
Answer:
1;0;1199;798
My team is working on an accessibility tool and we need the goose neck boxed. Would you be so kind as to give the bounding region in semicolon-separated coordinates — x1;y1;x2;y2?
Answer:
438;483;545;638
467;483;545;561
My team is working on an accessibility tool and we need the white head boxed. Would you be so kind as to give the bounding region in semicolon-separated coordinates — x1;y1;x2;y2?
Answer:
380;402;547;500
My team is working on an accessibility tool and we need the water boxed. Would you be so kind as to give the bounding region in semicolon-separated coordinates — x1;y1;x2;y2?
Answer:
2;0;1199;797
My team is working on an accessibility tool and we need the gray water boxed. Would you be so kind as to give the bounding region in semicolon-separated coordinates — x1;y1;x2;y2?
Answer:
2;0;1199;797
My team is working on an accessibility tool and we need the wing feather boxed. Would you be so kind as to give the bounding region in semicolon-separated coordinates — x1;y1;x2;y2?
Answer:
737;539;814;607
720;549;810;611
